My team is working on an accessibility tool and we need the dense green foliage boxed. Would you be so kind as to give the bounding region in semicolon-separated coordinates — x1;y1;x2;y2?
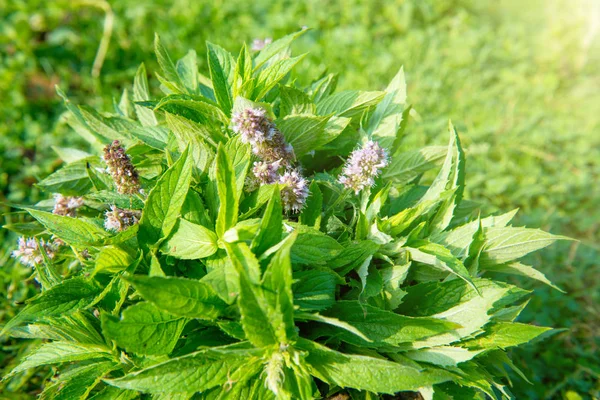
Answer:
1;0;599;398
0;30;570;399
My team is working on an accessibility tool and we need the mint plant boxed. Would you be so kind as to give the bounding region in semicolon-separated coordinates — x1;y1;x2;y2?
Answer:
2;30;567;399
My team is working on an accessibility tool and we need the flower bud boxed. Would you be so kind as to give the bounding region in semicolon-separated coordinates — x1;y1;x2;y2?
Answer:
12;237;57;267
279;169;309;213
102;140;141;195
104;206;141;232
52;194;84;217
339;140;389;194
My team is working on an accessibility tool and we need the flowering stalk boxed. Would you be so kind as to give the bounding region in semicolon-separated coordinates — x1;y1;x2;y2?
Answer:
231;108;295;166
232;107;308;212
279;169;309;213
103;140;141;195
339;140;389;194
12;237;57;268
52;195;84;217
104;206;141;232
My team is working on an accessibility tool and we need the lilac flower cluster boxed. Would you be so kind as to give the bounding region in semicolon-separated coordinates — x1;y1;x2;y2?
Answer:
232;107;308;212
12;237;57;267
251;37;272;51
103;140;141;195
231;108;295;166
245;160;281;191
104;206;141;232
339;140;389;194
279;170;310;213
52;195;84;217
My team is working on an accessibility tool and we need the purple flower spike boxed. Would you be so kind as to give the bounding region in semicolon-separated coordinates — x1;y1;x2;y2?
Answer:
339;140;389;194
279;169;309;213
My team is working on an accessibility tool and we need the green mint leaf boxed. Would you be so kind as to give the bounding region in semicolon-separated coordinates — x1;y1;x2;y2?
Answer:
105;348;263;394
124;275;227;319
206;42;235;114
321;301;459;347
138;147;193;248
161;218;218;259
154;34;186;92
292;269;336;311
382;146;446;185
482;261;564;292
41;360;116;400
461;322;554;349
8;341;112;377
176;50;199;94
101;302;187;355
224;241;278;347
279;85;315;115
398;279;526;348
26;209;108;246
405;346;484;367
479;227;569;266
251;187;282;256
133;63;158;126
164;113;216;172
298;339;453;394
224;135;251;203
215;143;238;238
289;224;343;265
316;90;385;118
253;29;307;70
2;277;104;335
276;114;332;157
252;55;305;101
37;158;99;195
298;180;323;229
262;233;298;342
408;240;477;293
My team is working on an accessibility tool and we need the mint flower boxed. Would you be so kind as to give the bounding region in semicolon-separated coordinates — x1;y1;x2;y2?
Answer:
279;169;309;213
251;37;272;51
104;206;141;232
52;195;84;217
255;131;295;166
12;237;57;267
231;108;273;145
231;108;295;166
103;140;141;195
339;140;389;194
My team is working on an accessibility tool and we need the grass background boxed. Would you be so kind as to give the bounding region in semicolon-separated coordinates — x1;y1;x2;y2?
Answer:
1;0;599;398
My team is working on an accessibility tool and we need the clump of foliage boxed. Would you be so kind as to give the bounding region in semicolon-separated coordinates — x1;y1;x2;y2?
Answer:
1;32;567;399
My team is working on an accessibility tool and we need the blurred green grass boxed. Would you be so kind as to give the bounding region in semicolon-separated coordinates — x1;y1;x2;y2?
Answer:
1;0;599;398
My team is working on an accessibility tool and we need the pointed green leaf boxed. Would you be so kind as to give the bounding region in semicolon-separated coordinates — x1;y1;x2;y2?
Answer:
207;42;235;113
479;227;569;266
321;301;459;347
9;341;112;376
154;34;186;92
382;146;446;184
461;322;554;349
102;302;187;355
133;63;158;126
299;339;453;394
262;233;298;342
224;242;278;347
215;144;238;237
124;275;227;319
251;187;282;255
26;209;108;246
161;219;218;260
139;147;193;247
276;114;331;157
317;90;385;118
105;348;263;394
